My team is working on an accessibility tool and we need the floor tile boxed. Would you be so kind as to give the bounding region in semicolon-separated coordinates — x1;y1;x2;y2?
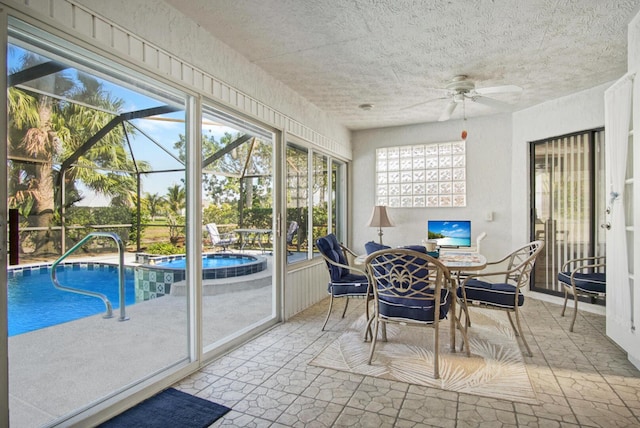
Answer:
171;297;640;427
276;395;343;427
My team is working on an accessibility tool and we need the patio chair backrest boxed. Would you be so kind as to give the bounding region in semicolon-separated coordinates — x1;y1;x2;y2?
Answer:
316;234;350;281
366;248;450;318
503;240;545;288
286;221;299;244
206;223;223;245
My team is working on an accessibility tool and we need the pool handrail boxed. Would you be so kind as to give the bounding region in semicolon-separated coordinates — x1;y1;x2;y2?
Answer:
50;231;129;321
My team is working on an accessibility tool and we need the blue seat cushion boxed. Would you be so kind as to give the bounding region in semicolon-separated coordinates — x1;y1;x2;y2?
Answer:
401;244;426;253
457;279;524;308
316;234;349;281
558;271;606;294
328;273;369;296
379;289;450;323
365;241;391;254
401;245;439;259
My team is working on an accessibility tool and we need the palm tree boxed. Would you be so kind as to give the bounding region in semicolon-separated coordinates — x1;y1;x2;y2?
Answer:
58;73;148;208
8;52;72;254
145;192;165;221
165;184;185;244
166;184;186;215
8;48;144;254
165;184;186;216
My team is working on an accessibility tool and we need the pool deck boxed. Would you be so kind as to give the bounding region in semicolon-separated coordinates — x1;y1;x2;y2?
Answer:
8;250;275;428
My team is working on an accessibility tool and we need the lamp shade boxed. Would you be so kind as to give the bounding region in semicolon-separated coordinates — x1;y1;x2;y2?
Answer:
367;205;395;228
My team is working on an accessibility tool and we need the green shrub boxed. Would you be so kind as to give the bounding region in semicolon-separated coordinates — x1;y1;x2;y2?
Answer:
145;242;186;255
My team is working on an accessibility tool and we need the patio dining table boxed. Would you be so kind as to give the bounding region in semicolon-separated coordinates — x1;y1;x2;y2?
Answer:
235;228;272;253
357;249;487;352
438;251;487;351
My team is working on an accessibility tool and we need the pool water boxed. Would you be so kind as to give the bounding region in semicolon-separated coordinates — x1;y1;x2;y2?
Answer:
155;255;255;269
8;266;135;337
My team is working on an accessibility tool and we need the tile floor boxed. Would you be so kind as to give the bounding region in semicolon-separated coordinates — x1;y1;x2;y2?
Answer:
174;297;640;427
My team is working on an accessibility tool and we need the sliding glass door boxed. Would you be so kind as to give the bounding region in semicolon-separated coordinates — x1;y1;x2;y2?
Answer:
3;10;294;426
6;19;191;426
530;129;606;295
200;105;277;354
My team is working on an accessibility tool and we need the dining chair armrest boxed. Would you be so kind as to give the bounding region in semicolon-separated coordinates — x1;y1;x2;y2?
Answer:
348;263;368;278
340;244;359;258
318;252;367;278
459;267;525;289
561;256;606;272
485;253;516;267
569;262;606;278
456;259;499;276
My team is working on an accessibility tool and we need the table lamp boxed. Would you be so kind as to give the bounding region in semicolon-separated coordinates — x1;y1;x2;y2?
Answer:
367;205;395;244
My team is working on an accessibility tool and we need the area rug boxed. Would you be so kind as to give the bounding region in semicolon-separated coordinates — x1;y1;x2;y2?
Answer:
310;307;537;404
98;387;231;427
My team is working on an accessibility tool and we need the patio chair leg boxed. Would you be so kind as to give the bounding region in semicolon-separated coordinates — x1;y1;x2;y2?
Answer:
363;297;374;342
364;312;375;342
458;302;471;328
570;291;579;332
506;311;518;336
433;324;440;379
561;287;569;317
321;294;335;331
341;297;349;318
453;309;470;356
513;309;532;357
368;319;380;364
457;296;471;327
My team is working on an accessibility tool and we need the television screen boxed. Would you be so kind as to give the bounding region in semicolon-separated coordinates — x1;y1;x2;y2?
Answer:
427;220;472;247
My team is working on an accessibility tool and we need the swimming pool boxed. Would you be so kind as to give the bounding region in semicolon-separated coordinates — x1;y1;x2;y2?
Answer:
7;264;135;337
156;254;255;269
141;253;267;280
7;254;268;336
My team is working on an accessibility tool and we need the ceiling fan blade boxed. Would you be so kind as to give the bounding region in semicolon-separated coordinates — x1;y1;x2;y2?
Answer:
438;100;457;122
472;95;512;110
474;85;523;95
400;96;449;110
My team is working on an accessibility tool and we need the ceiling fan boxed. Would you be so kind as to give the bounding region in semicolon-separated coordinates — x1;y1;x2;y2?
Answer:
404;75;523;122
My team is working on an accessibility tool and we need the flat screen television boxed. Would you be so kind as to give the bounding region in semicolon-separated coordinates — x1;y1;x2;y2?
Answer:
427;220;472;248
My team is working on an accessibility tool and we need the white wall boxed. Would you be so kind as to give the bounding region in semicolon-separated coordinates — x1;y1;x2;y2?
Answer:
351;113;513;262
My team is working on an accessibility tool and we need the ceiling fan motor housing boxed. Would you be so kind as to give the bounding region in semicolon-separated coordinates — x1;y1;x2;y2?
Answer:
445;75;475;93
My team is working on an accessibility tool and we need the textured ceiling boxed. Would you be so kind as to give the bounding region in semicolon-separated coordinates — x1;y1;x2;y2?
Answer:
165;0;640;130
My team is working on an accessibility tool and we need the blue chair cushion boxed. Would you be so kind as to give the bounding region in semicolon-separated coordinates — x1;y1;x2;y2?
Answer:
401;244;426;253
457;279;524;308
328;273;368;296
401;245;439;259
365;241;391;254
316;234;349;281
558;271;606;294
379;289;450;322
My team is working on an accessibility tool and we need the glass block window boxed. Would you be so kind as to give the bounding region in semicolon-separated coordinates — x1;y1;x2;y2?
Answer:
375;141;466;207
